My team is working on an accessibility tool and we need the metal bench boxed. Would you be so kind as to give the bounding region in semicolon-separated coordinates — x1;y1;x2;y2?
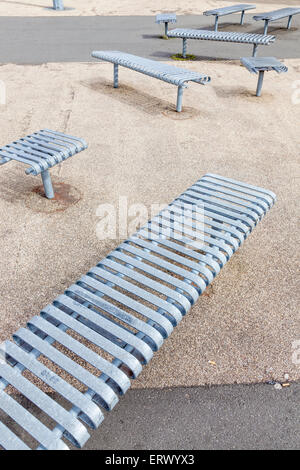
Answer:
253;7;300;34
167;29;276;58
91;51;211;112
241;57;288;96
203;4;256;32
0;130;87;199
0;173;276;450
155;13;177;36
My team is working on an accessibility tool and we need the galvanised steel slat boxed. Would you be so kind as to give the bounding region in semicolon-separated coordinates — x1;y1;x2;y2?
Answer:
194;180;270;213
142;219;222;274
1;340;103;430
0;388;69;450
0;421;30;450
13;327;126;403
0;174;276;449
178;192;254;233
46;297;154;364
190;182;265;217
116;243;199;303
169;201;244;248
184;189;260;224
204;173;276;205
154;208;239;254
73;279;174;336
61;288;164;352
89;266;183;325
0;363;90;449
125;237;207;294
99;257;191;315
28;315;142;380
0;130;87;198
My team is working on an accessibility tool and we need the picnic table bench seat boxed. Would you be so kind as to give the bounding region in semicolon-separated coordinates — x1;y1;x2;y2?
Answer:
0;130;87;199
167;28;275;57
204;4;256;31
0;173;276;450
91;51;211;112
253;7;300;34
241;56;288;96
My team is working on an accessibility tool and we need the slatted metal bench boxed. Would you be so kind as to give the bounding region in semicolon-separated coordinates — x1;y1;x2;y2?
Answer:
91;51;211;112
155;13;177;36
0;173;276;450
0;130;87;199
253;7;300;34
167;29;276;58
203;4;256;32
241;57;288;96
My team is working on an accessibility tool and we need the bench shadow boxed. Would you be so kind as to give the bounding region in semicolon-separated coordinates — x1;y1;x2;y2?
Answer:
214;85;274;102
81;78;200;118
0;0;45;8
0;169;32;204
151;50;233;62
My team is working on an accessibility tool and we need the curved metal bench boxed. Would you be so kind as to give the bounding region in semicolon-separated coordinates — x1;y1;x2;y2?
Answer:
0;130;87;199
0;173;276;450
167;28;276;58
204;4;256;31
241;57;288;96
91;51;211;112
253;7;300;34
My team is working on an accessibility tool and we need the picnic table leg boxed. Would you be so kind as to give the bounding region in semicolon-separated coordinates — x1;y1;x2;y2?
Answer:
252;44;258;57
240;10;245;25
256;71;264;97
214;15;219;32
113;64;119;88
53;0;64;10
41;170;55;199
164;22;169;36
287;15;293;29
182;38;187;58
263;19;269;35
176;86;184;112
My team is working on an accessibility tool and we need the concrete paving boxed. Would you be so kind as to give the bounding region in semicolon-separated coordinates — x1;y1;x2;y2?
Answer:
1;382;298;449
0;14;299;64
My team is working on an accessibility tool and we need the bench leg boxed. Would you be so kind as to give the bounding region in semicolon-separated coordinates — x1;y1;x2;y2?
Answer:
176;86;184;112
256;71;264;97
214;15;219;32
287;15;293;29
53;0;64;10
113;64;119;88
263;19;269;35
182;38;187;58
164;22;169;36
240;10;245;25
252;44;258;57
41;170;54;199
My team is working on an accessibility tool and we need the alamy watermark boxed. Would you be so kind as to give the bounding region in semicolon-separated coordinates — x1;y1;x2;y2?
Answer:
292;340;300;365
0;80;6;105
95;196;205;249
291;80;300;105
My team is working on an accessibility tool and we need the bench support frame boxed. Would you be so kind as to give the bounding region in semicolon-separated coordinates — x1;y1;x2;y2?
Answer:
263;14;294;34
53;0;64;10
182;37;261;58
214;10;247;31
256;70;265;96
41;170;55;199
114;64;119;88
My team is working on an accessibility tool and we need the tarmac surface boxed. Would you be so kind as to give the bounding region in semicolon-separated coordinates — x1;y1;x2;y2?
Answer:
0;14;299;64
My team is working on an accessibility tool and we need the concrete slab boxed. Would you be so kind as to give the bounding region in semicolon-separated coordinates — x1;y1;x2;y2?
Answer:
0;14;299;64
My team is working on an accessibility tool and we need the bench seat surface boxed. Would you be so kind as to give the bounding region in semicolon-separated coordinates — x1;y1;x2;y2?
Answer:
204;4;256;16
253;7;300;21
92;51;211;86
241;56;288;73
167;28;275;44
